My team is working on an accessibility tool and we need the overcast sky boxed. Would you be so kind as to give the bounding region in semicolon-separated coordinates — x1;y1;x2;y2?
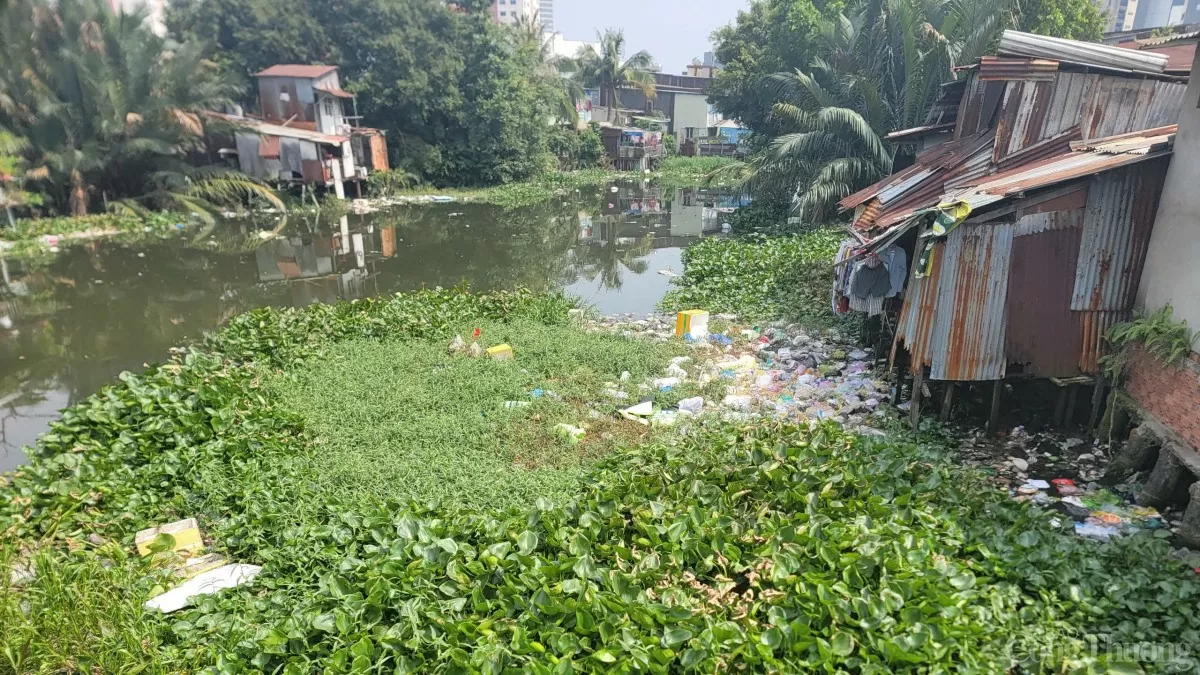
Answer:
554;0;750;75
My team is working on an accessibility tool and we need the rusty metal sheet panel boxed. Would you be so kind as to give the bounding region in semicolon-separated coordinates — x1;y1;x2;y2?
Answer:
1079;310;1129;373
896;240;945;369
1043;72;1097;138
1071;159;1167;311
978;56;1059;80
928;222;1014;381
1006;224;1085;377
369;133;389;171
1016;190;1088;222
1145;80;1185;127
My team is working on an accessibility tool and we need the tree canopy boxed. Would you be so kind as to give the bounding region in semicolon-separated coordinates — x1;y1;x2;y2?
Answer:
0;0;280;218
167;0;571;186
711;0;1106;222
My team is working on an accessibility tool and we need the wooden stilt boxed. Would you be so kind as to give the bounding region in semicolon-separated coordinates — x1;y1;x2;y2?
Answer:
939;383;954;422
1064;386;1079;429
910;368;924;431
1054;387;1068;427
987;380;1003;436
1087;377;1106;435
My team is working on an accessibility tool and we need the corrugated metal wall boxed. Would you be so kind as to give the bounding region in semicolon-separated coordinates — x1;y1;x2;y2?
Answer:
258;76;318;126
991;72;1184;165
1071;159;1167;311
929;223;1015;380
896;240;945;370
1006;215;1085;377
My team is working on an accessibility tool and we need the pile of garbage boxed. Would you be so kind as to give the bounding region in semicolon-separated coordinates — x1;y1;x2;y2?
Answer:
1009;478;1167;541
581;312;893;436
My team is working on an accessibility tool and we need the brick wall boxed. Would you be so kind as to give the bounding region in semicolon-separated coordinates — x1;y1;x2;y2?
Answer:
1125;345;1200;450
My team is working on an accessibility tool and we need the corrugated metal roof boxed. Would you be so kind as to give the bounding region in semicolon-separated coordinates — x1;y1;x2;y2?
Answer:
999;30;1168;74
928;222;1015;381
1133;30;1200;47
978;56;1060;81
1070;159;1166;311
315;85;354;99
1118;40;1196;72
256;64;339;78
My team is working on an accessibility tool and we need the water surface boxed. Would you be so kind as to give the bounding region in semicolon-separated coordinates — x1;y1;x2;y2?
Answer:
0;184;737;469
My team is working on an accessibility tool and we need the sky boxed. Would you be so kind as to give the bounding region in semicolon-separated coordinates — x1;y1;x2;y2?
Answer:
553;0;750;75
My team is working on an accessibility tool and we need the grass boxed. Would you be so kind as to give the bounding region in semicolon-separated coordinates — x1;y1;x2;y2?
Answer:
0;543;192;674
270;319;685;510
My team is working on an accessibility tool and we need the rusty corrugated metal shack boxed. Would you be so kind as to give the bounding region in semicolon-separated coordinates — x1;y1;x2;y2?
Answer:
835;31;1189;428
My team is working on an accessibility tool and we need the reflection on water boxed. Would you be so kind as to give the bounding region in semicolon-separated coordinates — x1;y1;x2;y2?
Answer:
0;184;740;469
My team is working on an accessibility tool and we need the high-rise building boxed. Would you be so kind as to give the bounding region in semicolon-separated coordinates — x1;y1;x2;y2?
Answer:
490;0;537;25
539;0;554;31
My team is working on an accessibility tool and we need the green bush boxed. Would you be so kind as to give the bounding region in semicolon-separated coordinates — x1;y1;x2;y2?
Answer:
367;168;422;195
577;129;606;169
660;230;846;325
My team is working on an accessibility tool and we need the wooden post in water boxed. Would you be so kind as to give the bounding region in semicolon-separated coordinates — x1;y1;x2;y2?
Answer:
1088;377;1107;435
910;367;924;431
987;380;1003;435
939;383;954;422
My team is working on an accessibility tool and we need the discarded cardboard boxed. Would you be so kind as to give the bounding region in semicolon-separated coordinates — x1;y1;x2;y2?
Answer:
136;518;204;557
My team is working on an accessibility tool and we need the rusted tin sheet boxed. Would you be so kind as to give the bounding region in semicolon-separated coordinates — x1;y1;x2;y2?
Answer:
1082;78;1184;140
994;126;1080;170
1079;310;1129;373
978;56;1060;81
1015;188;1087;221
954;75;1005;140
854;198;882;230
929;222;1015;381
1071;159;1167;311
256;65;338;78
1043;73;1098;138
896;240;945;369
994;80;1055;161
1006;223;1085;377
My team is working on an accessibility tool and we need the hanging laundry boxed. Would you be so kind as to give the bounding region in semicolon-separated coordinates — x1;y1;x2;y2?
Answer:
881;246;908;298
851;253;891;299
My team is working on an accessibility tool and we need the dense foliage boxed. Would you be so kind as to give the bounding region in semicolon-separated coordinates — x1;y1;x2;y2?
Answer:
0;0;280;218
3;287;1200;672
165;0;591;186
269;319;685;511
660;230;845;325
711;0;1105;219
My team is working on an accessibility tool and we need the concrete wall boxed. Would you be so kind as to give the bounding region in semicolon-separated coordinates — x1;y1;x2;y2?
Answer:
1136;46;1200;349
671;93;709;150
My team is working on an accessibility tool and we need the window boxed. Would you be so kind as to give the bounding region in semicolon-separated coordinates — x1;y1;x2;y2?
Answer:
500;10;506;15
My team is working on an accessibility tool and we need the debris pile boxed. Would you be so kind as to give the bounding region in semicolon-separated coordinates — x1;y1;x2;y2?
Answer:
583;312;893;436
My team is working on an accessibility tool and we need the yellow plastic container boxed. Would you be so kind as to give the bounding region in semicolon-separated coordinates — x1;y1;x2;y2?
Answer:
486;344;514;360
674;310;710;339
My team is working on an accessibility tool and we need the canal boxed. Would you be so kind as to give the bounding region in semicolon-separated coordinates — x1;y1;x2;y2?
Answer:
0;183;740;469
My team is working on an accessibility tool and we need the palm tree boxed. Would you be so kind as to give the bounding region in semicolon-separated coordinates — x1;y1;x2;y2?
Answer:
511;11;584;126
575;30;656;124
0;0;280;217
743;0;1020;222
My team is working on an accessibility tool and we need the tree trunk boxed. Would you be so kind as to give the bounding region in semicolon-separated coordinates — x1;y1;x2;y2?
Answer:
69;169;88;216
